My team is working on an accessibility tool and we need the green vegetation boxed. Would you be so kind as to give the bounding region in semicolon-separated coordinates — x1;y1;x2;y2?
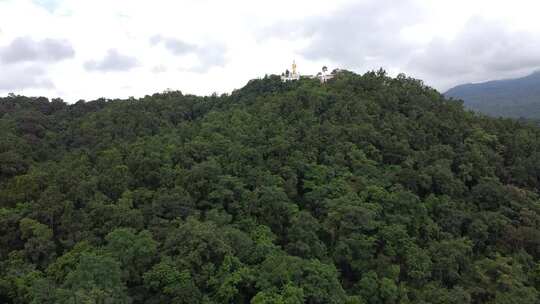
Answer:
1;70;539;303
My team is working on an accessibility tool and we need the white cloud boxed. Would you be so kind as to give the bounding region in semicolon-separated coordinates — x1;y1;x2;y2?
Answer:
0;36;74;64
0;0;539;101
263;0;425;71
150;35;227;73
84;49;138;72
407;17;540;89
150;35;198;55
0;65;54;91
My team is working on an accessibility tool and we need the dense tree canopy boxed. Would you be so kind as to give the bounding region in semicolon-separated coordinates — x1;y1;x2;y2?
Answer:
0;70;539;303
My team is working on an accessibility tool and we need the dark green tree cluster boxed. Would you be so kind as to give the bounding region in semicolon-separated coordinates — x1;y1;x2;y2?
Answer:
0;70;539;303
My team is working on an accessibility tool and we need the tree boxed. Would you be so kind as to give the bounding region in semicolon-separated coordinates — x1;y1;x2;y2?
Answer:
56;251;130;304
19;218;56;268
143;257;202;304
105;228;158;284
256;255;347;304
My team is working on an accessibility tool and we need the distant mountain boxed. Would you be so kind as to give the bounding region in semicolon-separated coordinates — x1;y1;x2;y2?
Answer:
445;71;540;119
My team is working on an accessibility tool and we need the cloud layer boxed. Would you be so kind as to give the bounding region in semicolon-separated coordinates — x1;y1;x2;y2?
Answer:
262;1;540;90
0;36;73;91
0;65;54;90
0;37;74;64
267;0;424;69
0;0;539;101
84;49;139;72
150;35;227;73
407;18;540;89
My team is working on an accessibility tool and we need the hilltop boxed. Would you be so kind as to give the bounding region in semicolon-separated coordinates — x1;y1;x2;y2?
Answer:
446;71;540;119
0;71;539;303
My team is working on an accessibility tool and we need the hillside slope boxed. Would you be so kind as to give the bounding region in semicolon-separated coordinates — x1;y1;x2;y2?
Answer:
1;71;539;303
446;71;540;119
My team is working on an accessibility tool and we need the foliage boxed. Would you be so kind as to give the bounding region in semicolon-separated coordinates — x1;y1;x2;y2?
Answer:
0;72;539;303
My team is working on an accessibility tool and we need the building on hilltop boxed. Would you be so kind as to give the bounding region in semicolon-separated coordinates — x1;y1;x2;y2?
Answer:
281;60;301;82
281;61;339;83
316;66;335;83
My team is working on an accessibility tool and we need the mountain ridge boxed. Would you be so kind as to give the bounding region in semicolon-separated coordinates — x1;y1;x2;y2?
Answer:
445;71;540;119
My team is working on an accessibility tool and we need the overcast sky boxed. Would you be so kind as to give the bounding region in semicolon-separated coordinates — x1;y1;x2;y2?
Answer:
1;0;540;102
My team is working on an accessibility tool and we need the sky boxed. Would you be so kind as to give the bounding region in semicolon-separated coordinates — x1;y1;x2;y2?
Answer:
1;0;540;102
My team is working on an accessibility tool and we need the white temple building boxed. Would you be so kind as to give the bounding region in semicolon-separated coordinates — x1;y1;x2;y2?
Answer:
281;61;338;83
280;60;301;82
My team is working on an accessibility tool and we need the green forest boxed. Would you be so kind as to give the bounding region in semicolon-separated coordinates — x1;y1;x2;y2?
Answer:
0;70;539;303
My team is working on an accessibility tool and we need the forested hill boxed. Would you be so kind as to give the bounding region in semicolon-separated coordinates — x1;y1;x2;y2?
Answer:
1;70;539;304
445;71;540;119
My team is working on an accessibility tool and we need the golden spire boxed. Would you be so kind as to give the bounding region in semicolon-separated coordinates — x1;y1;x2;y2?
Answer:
292;60;297;75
